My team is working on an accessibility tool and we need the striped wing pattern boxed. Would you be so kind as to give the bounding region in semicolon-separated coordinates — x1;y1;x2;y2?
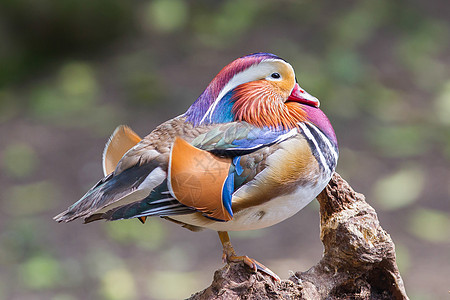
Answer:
298;122;338;175
99;179;194;222
55;162;160;222
55;120;337;224
191;121;298;156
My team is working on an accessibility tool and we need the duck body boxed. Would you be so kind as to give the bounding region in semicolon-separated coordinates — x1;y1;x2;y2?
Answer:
56;111;337;229
55;53;338;279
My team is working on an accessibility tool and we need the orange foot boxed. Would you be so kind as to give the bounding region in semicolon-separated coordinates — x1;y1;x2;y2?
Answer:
218;231;280;281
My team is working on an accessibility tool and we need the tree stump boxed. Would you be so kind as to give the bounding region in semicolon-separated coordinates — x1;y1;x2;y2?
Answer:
188;173;409;300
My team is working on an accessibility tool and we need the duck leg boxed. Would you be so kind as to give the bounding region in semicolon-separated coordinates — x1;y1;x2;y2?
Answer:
218;231;280;281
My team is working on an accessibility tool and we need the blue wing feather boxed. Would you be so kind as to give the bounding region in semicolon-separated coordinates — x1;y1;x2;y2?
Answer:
192;122;297;156
222;173;234;218
232;156;244;176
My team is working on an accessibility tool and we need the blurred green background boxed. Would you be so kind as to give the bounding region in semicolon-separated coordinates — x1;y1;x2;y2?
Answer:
0;0;449;299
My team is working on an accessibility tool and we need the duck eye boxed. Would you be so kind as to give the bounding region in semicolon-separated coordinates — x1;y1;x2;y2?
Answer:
270;72;281;79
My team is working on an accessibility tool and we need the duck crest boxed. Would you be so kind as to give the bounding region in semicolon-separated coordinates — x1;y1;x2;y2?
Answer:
185;53;282;125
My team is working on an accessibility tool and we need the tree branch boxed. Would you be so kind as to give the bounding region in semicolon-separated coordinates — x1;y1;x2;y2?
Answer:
188;173;409;300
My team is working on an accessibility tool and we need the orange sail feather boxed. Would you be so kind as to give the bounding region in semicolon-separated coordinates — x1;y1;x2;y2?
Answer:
168;137;233;221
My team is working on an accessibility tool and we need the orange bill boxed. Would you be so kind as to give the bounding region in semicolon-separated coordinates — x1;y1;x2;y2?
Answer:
169;137;233;221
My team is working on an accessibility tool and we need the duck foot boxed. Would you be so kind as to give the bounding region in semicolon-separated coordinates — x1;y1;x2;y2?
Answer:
218;231;280;281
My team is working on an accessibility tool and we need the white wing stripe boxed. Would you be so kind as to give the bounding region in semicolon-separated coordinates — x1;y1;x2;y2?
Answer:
298;123;330;173
308;123;338;163
141;204;184;214
150;197;176;204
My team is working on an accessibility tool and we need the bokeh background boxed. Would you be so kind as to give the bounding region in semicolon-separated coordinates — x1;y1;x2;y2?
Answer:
1;1;449;299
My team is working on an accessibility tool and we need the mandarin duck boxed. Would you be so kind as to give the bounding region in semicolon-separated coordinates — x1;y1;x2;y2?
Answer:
55;53;338;280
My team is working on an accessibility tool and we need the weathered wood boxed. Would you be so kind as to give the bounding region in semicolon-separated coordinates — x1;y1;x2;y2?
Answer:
188;173;409;300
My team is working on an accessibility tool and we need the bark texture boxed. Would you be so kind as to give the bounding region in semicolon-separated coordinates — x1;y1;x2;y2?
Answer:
188;173;409;300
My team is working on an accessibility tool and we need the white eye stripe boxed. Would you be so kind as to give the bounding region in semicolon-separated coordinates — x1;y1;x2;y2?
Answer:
200;59;294;124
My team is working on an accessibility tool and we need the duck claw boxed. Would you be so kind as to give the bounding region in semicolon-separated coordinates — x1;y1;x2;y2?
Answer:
226;254;280;281
244;256;280;281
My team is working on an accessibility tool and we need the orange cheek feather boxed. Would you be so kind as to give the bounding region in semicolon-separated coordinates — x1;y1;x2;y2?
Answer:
232;81;308;130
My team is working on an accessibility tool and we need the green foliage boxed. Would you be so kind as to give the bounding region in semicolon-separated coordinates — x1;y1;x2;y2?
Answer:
2;143;38;179
100;268;136;300
0;90;20;123
193;0;261;47
408;208;450;243
4;181;58;215
394;243;411;274
146;271;202;300
370;125;429;157
29;62;97;121
52;294;77;300
26;61;121;135
19;255;62;290
327;50;365;85
331;0;385;49
104;218;165;250
145;0;189;33
396;20;448;72
373;166;424;211
434;80;450;126
0;219;43;265
0;0;133;85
